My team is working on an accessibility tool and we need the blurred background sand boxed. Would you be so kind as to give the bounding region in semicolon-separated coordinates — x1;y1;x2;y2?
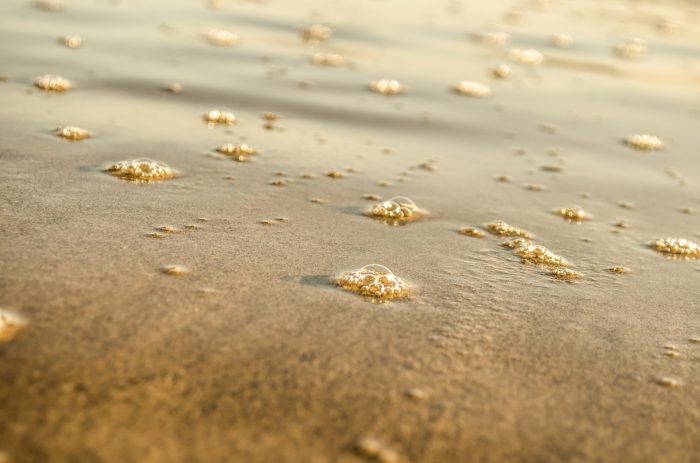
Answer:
1;0;699;461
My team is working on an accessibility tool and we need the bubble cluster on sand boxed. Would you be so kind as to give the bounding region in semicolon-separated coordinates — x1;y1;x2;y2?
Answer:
626;134;663;151
164;82;183;94
652;238;700;259
0;309;27;343
204;109;236;125
369;196;424;224
55;126;90;141
549;268;582;280
34;74;72;92
369;79;403;95
454;81;491;97
655;377;679;388
461;227;485;238
311;53;344;66
614;38;647;59
63;35;82;48
474;31;511;47
355;437;399;463
336;265;410;301
206;29;238;46
301;24;332;44
485;220;533;238
160;264;189;276
508;48;543;65
216;143;257;162
491;64;511;78
607;266;630;274
555;205;592;223
106;159;175;183
504;238;579;280
551;33;573;49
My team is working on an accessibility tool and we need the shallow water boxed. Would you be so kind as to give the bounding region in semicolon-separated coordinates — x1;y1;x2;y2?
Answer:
1;0;699;462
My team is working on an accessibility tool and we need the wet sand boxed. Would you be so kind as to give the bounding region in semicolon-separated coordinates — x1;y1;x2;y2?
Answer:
1;0;700;462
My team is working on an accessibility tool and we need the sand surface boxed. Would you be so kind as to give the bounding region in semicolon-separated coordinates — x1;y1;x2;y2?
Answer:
1;0;700;462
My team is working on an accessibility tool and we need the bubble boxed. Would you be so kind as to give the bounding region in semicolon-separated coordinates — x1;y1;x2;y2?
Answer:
363;194;381;201
655;377;679;388
301;24;332;44
155;226;177;234
36;0;63;11
216;143;257;162
269;179;289;186
163;82;183;94
368;196;424;225
335;265;410;301
614;38;647;60
160;264;189;276
652;238;700;259
474;31;511;47
206;29;239;46
508;48;543;65
549;268;582;281
146;232;165;239
204;109;236;125
525;184;546;192
311;53;344;66
690;338;700;344
261;112;278;121
105;159;176;183
355;437;399;463
491;64;511;78
369;79;404;95
63;35;82;48
619;201;634;209
555;205;592;223
461;227;485;238
485;220;533;238
326;171;345;179
507;239;572;268
34;74;72;92
626;134;663;151
454;81;491;97
551;33;573;49
607;266;630;274
54;126;90;141
0;309;27;343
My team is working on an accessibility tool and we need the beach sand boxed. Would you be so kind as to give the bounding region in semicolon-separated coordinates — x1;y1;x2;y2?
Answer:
1;0;699;461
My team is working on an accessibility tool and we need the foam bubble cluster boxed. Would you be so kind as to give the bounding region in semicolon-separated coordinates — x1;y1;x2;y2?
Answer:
301;24;332;44
106;159;175;183
311;53;344;66
161;264;190;276
55;126;91;141
551;33;573;49
216;143;257;162
652;238;700;259
335;265;410;301
63;35;82;48
626;134;664;151
34;74;72;92
206;29;238;46
485;220;533;238
204;109;236;125
454;81;491;97
508;48;543;65
474;31;511;47
369;196;424;224
615;38;647;59
492;64;511;78
0;309;27;343
505;238;580;280
555;205;592;223
461;227;485;238
369;79;403;95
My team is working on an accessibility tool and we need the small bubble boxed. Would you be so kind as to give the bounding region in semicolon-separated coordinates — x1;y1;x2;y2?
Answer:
369;79;404;95
204;109;236;125
368;196;424;225
613;220;630;229
261;112;278;121
680;207;693;214
539;123;559;134
0;309;28;343
652;238;700;259
485;220;533;238
541;165;563;173
326;171;345;179
555;205;592;223
355;437;399;463
160;264;189;276
335;265;410;301
206;29;239;46
36;0;63;11
363;194;381;200
551;33;573;49
405;388;427;401
689;338;700;344
310;198;325;204
473;31;511;47
155;226;176;233
506;239;572;269
496;175;511;182
549;268;582;281
269;179;289;186
216;143;257;162
664;351;680;359
311;53;344;66
607;266;630;274
508;48;543;65
626;134;663;151
63;35;82;48
461;227;485;238
454;81;491;97
106;159;176;183
491;64;511;78
163;82;183;94
34;74;72;92
525;184;546;192
54;126;90;141
301;24;332;44
146;232;165;239
619;201;634;209
614;38;647;60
